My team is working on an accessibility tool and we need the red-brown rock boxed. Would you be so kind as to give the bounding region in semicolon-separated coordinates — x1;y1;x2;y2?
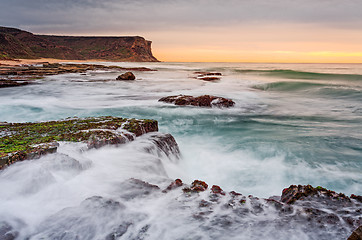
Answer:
159;95;235;108
211;185;225;195
116;72;136;80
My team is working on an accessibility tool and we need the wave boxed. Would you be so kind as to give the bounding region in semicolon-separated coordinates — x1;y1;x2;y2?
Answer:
253;81;362;100
237;69;362;81
253;81;325;91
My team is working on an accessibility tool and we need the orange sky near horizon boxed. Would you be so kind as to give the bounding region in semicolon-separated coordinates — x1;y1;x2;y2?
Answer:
145;24;362;63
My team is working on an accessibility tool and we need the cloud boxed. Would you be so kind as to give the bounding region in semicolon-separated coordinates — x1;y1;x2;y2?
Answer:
1;0;362;34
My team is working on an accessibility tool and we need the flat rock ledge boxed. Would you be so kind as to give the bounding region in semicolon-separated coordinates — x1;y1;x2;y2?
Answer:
0;63;155;87
159;94;235;108
0;116;158;169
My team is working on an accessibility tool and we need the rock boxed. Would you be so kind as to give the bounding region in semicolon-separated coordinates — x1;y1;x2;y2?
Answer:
351;194;362;203
0;79;29;88
0;221;18;240
0;116;158;169
119;178;161;200
211;185;225;195
116;72;136;80
194;71;222;76
281;185;350;204
193;72;222;81
183;180;208;193
0;26;159;62
31;196;136;240
0;63;155;84
145;133;180;158
158;95;235;108
163;179;183;193
348;226;362;240
199;77;220;81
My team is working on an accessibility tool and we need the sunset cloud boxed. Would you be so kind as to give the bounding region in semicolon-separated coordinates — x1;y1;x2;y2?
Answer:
1;0;362;62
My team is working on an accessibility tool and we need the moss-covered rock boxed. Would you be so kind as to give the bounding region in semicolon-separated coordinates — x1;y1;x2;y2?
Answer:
0;116;158;169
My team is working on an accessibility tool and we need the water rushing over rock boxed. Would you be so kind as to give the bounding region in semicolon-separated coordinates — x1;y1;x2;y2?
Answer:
0;61;361;239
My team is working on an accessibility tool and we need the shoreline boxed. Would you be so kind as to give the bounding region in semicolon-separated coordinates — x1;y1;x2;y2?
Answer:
0;58;111;66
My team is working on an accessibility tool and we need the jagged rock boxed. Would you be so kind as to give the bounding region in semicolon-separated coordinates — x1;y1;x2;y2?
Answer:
0;117;158;169
211;185;225;195
145;133;180;158
163;179;183;193
348;226;362;240
281;184;350;204
116;72;136;80
183;180;209;193
159;95;235;108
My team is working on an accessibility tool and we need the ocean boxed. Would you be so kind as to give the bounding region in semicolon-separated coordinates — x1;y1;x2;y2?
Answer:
0;62;361;239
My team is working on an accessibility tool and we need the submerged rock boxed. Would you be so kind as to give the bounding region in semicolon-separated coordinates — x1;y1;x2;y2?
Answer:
159;94;235;108
116;72;136;80
193;71;222;81
0;221;18;240
31;196;137;240
0;116;158;169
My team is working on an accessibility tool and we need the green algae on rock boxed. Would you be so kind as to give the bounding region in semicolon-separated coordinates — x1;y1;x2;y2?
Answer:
0;116;158;169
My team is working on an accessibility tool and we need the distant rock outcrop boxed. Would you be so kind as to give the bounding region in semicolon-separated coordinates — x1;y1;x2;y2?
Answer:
116;72;136;80
159;95;235;108
0;26;158;62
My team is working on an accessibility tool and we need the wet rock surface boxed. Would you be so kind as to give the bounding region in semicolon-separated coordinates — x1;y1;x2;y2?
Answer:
159;94;235;108
4;178;361;240
116;71;136;80
144;133;181;159
0;116;158;169
194;71;222;81
0;63;155;87
0;79;29;88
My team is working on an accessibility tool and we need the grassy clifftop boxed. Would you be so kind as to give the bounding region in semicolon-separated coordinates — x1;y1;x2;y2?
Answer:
0;26;159;62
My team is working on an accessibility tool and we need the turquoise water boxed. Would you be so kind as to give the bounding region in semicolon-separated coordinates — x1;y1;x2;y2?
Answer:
0;62;361;239
0;62;361;197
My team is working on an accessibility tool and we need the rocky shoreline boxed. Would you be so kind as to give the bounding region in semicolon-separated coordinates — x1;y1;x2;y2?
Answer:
0;116;158;169
0;62;155;87
0;116;361;239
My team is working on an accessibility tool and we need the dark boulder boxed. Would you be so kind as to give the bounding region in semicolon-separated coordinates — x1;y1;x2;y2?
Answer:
0;79;29;88
116;72;135;80
159;95;235;108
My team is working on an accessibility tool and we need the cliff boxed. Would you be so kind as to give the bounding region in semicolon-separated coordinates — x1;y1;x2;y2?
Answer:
0;26;158;62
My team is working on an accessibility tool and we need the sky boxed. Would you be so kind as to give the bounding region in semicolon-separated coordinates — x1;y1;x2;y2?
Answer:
1;0;362;63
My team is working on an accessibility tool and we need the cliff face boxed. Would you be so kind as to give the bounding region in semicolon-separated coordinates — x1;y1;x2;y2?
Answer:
0;26;158;62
